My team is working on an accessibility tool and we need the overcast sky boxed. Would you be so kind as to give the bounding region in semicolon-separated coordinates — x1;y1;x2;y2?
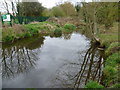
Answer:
0;0;92;13
38;0;92;8
0;0;118;13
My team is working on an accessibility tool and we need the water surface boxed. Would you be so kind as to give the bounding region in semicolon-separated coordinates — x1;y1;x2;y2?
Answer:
2;32;104;88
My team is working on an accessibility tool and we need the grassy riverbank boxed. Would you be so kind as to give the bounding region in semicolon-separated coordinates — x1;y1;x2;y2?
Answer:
85;22;120;88
98;22;120;88
2;21;76;43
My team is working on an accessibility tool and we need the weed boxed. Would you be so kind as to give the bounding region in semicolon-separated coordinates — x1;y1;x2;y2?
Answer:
84;81;104;88
111;83;120;88
64;24;76;30
105;42;119;56
3;35;15;42
103;51;119;87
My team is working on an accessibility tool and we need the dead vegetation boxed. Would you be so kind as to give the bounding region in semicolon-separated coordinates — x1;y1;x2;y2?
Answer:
47;17;86;27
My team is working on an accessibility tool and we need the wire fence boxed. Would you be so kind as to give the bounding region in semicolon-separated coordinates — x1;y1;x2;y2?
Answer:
13;16;49;24
1;15;49;26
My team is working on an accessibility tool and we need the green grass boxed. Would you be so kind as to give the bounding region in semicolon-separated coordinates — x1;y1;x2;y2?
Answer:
105;51;120;67
111;83;120;88
96;22;119;88
2;22;57;42
105;42;119;56
97;34;118;47
64;24;76;30
2;22;77;42
84;81;104;88
103;51;119;87
54;28;62;36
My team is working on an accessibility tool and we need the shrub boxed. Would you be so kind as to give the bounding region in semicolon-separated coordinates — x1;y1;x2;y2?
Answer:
64;24;76;30
24;32;32;37
54;28;62;37
84;81;104;88
3;35;15;42
25;24;39;34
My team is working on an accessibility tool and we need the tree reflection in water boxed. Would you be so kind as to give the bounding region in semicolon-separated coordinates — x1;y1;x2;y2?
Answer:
62;33;72;40
2;36;45;79
51;41;105;88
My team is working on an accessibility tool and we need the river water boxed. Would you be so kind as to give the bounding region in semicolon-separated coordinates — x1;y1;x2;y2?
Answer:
2;32;104;88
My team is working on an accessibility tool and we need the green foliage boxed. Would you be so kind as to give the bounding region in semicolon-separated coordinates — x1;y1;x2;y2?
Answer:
98;34;118;47
3;35;15;42
79;2;118;29
64;24;76;30
53;28;62;37
84;81;104;88
60;2;77;16
51;6;65;17
105;42;119;56
103;66;117;79
103;51;119;87
2;21;62;42
51;2;77;17
54;28;62;34
42;9;53;17
17;1;45;16
24;32;32;37
25;24;39;34
106;51;120;67
111;83;120;88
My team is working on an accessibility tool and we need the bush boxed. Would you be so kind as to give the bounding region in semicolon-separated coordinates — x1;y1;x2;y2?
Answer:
25;24;39;34
84;81;104;88
64;24;76;30
3;35;15;42
54;28;62;37
24;32;32;37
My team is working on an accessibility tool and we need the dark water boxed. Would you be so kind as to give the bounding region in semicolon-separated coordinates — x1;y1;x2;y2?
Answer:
1;32;105;88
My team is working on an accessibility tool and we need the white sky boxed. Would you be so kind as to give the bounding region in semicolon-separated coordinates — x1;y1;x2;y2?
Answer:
38;0;119;8
0;0;118;13
38;0;92;8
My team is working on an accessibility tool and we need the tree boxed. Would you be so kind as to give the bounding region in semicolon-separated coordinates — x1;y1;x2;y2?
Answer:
51;6;65;17
75;2;81;13
20;0;45;16
96;2;118;29
79;2;118;35
42;9;52;17
60;2;77;16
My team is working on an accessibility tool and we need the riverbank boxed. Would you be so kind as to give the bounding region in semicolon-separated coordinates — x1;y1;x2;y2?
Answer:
2;21;76;43
98;22;120;88
85;22;120;88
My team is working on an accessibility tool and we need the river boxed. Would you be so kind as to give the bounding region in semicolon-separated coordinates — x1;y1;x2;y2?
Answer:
2;32;105;88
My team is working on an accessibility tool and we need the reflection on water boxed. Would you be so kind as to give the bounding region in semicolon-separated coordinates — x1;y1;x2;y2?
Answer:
62;32;73;40
51;41;105;88
2;32;105;88
73;42;105;88
2;36;45;79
